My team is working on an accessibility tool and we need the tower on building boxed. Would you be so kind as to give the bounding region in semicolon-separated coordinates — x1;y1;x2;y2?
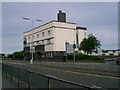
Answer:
57;10;66;22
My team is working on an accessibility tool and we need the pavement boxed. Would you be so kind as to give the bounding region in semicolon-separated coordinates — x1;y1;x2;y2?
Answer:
2;78;18;88
1;61;18;89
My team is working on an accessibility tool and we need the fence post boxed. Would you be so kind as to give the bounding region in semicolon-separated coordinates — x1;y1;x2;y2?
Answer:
6;65;7;78
48;77;50;90
2;64;5;76
17;68;20;87
10;66;13;82
28;71;30;89
2;64;4;76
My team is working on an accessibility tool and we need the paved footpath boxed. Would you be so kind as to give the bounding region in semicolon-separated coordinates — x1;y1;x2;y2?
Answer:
0;62;17;89
2;78;18;88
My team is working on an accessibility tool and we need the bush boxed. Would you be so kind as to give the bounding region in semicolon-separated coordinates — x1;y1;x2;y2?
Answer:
67;53;89;60
89;56;101;60
13;51;24;60
67;53;103;61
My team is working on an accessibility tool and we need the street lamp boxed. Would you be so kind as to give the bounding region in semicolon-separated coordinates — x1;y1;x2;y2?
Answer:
73;41;76;68
23;17;42;64
65;41;69;63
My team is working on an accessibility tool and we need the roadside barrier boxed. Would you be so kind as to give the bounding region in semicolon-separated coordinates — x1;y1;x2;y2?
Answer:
2;63;104;89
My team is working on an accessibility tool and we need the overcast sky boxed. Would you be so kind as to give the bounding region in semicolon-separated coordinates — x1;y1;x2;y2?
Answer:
2;2;118;54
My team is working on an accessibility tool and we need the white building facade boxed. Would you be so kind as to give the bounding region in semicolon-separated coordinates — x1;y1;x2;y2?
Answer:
23;11;87;61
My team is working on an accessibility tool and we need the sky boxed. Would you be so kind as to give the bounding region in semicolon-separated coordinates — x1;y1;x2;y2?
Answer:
2;2;118;54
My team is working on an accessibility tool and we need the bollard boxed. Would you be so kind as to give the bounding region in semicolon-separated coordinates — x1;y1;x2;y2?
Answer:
10;66;13;82
48;77;50;90
6;65;7;78
17;68;20;87
28;71;30;89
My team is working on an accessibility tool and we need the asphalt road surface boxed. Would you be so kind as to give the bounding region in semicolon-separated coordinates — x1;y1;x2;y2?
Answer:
35;60;119;73
2;60;120;89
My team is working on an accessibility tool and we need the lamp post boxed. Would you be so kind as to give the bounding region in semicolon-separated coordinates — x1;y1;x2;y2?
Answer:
73;41;76;68
23;17;42;64
65;41;69;63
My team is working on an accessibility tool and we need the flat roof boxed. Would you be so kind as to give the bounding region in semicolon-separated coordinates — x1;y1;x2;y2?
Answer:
23;20;76;33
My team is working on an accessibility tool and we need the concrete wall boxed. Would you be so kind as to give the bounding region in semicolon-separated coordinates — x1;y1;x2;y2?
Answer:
78;29;87;44
54;27;76;51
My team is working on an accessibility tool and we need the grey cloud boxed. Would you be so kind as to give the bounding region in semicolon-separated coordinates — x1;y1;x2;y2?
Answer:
2;2;118;53
88;26;118;50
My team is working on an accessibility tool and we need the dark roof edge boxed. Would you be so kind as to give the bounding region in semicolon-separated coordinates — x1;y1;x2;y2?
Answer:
23;20;76;33
76;26;87;30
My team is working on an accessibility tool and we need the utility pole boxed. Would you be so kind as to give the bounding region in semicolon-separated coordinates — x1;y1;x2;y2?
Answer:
65;41;69;62
73;41;76;68
23;17;42;64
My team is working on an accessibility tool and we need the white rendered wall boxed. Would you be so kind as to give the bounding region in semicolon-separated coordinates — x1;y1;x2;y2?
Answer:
25;27;54;43
45;44;54;51
77;29;87;45
54;27;76;51
24;21;86;52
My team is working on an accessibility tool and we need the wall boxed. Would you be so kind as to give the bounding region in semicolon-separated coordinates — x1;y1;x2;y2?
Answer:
54;27;76;51
77;29;87;44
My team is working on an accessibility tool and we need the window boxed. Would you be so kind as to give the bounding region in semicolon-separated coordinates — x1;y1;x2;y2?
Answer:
37;34;39;38
28;37;30;41
39;41;42;45
85;32;86;37
32;35;34;39
50;52;53;58
47;39;51;44
48;30;51;35
42;32;44;36
46;52;52;58
42;40;44;45
37;41;39;44
102;54;105;56
24;38;26;41
109;53;114;56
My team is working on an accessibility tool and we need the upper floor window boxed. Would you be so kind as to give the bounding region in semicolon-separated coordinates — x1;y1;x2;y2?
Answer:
32;35;34;39
47;39;51;44
42;32;44;36
48;30;51;35
37;34;39;38
24;38;26;41
42;40;44;45
28;37;30;41
37;41;39;44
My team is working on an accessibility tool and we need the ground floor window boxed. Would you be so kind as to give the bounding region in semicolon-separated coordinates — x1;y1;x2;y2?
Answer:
45;52;53;58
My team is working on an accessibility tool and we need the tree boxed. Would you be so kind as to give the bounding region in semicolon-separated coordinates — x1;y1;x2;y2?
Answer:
2;53;5;58
7;54;13;58
13;51;24;60
80;34;101;55
79;38;88;54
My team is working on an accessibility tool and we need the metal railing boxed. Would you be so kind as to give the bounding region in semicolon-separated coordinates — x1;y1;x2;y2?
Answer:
2;63;102;89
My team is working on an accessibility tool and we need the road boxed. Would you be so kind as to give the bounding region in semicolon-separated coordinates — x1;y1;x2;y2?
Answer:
2;60;120;89
35;60;119;73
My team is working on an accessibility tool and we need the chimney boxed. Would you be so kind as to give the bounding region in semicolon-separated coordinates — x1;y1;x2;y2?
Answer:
57;10;66;22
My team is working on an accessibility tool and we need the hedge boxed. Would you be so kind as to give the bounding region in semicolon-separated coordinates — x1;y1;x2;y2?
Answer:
67;53;103;61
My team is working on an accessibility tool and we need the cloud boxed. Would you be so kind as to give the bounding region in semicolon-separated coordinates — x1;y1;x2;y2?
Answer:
2;2;118;53
2;37;23;54
88;25;118;49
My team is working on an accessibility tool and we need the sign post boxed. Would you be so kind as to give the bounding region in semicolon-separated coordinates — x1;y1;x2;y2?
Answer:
65;41;69;62
73;41;76;68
